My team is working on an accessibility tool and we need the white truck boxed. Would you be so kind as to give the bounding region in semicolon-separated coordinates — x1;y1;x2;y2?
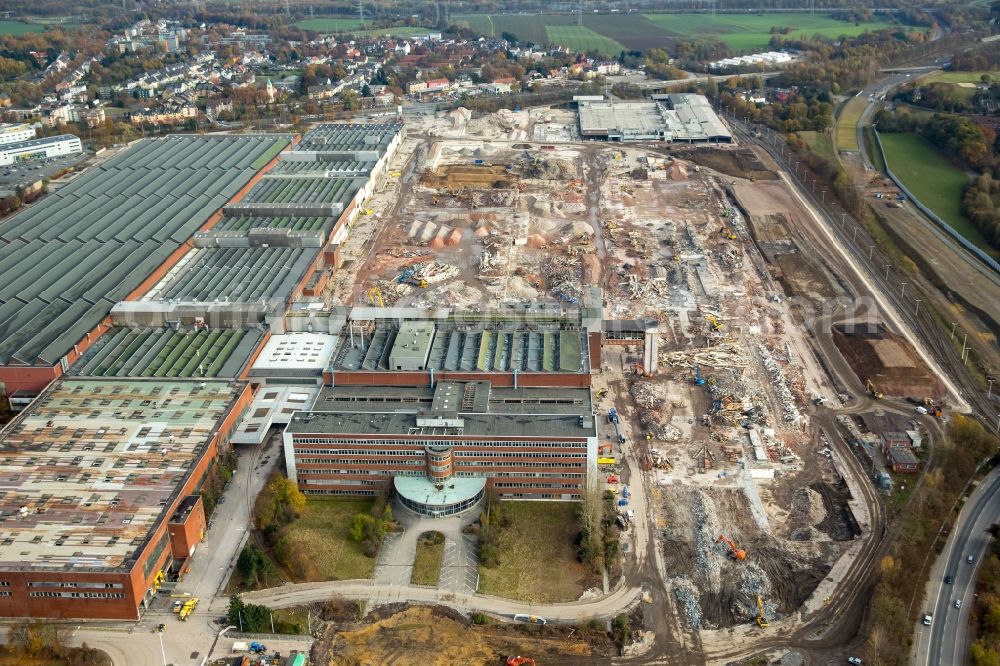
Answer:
231;641;249;652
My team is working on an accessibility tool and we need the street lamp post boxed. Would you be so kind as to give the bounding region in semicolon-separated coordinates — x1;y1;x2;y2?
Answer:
915;299;922;316
853;227;858;243
900;282;907;298
157;630;167;666
951;322;957;339
869;244;875;261
884;264;890;281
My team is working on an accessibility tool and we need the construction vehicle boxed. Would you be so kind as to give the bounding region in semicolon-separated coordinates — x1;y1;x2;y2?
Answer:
716;534;747;561
388;170;401;178
693;366;706;386
755;596;769;628
719;226;737;240
404;276;427;288
366;285;385;308
178;597;198;621
506;657;536;666
922;397;943;417
596;387;608;400
865;379;884;400
608;408;619;424
706;314;723;332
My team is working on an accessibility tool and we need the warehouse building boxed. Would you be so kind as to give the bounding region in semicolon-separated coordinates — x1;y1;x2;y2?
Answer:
0;134;289;395
578;94;731;143
0;378;251;620
284;380;598;512
0;134;81;166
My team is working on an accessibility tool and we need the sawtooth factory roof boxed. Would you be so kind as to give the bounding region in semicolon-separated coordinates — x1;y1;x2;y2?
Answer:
0;135;288;366
210;215;335;233
69;327;264;378
295;122;403;154
142;246;315;303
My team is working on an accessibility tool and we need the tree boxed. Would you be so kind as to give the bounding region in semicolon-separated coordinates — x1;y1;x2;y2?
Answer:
338;89;361;111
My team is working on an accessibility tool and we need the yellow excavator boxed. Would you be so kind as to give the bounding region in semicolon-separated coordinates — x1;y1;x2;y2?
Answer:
865;379;884;400
756;596;768;628
706;314;723;332
366;285;385;308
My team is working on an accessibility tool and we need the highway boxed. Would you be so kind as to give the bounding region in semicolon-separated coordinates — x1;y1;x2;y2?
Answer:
915;467;1000;665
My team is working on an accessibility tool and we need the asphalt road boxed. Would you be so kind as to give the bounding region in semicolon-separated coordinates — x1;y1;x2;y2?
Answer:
915;467;1000;666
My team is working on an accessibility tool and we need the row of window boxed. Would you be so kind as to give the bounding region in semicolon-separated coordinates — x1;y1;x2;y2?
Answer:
454;451;586;458
28;581;122;589
295;438;585;448
303;489;378;496
298;458;423;466
296;449;421;456
456;460;585;468
493;482;582;489
29;591;125;599
298;469;423;477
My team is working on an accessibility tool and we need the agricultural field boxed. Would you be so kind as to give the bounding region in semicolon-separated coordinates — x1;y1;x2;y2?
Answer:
0;20;44;35
296;17;365;32
545;25;625;58
643;12;898;51
835;96;868;152
456;12;898;55
879;132;991;251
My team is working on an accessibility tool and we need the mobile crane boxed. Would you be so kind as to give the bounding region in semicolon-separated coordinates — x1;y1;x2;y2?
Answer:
716;534;747;561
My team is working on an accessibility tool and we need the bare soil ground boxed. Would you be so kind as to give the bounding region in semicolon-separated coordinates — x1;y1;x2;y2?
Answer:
315;605;616;666
832;323;944;398
672;147;779;181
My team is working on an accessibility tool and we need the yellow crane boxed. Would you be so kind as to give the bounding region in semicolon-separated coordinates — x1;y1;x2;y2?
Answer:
366;286;385;308
755;596;768;628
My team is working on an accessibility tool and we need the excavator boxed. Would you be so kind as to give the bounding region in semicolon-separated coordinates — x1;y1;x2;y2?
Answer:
506;658;536;666
366;285;385;308
706;314;723;332
865;379;884;400
716;534;747;561
755;596;769;628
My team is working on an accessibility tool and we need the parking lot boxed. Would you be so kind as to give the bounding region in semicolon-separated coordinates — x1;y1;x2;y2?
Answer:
438;533;479;594
0;149;90;190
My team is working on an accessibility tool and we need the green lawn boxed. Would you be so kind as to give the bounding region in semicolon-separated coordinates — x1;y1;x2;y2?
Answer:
0;20;44;35
921;71;996;99
835;96;867;152
800;130;836;163
879;132;990;252
277;498;377;581
410;531;445;586
643;12;898;51
477;502;595;603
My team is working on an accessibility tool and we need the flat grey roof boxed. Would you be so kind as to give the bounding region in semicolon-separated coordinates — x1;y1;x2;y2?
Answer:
289;381;594;438
0;134;78;151
0;378;244;571
0;135;289;366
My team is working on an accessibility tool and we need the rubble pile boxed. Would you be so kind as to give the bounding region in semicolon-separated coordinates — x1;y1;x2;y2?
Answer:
513;157;576;180
637;411;681;442
672;577;703;629
543;255;582;304
631;382;667;409
757;342;803;424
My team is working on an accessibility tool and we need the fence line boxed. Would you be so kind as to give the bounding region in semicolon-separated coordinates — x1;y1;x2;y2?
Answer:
871;128;1000;276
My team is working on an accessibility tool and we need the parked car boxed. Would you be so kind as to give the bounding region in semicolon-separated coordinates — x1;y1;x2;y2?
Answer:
848;658;863;665
955;599;962;609
922;613;933;626
968;555;975;564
